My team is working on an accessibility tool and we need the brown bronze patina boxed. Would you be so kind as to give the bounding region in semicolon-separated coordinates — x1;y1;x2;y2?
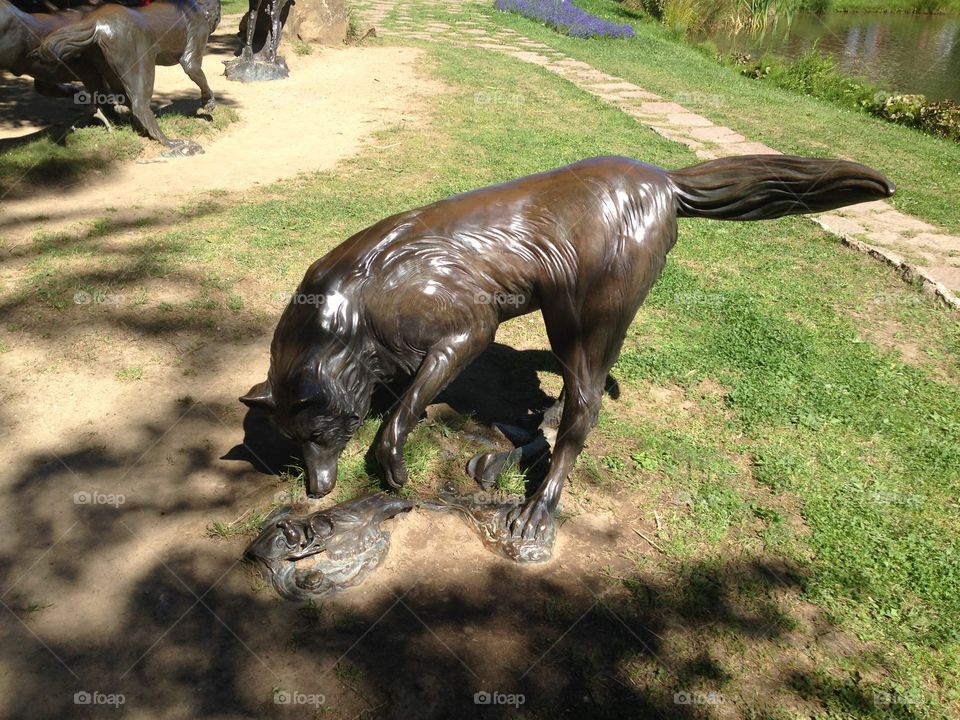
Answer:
242;155;894;548
224;0;291;81
0;0;99;99
246;493;414;600
37;0;221;155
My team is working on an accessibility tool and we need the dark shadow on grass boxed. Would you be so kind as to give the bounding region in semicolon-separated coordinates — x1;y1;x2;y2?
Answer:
0;524;906;718
0;72;84;131
226;342;620;494
0;383;919;719
0;202;267;360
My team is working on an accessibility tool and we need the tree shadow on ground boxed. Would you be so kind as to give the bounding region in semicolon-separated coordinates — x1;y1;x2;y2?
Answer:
1;531;919;719
0;73;86;132
0;201;269;365
0;360;922;719
0;221;922;720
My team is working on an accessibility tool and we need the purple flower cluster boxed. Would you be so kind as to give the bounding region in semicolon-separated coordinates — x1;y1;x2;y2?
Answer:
494;0;636;39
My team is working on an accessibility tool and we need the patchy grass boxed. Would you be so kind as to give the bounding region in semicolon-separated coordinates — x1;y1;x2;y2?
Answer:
0;126;141;200
0;104;238;200
156;104;240;141
219;0;249;15
115;366;144;381
452;0;960;232
206;507;274;539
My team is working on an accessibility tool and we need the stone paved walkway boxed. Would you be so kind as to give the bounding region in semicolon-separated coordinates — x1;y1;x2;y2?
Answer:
352;0;960;307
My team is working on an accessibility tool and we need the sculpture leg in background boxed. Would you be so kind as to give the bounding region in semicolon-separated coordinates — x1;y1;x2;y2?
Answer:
224;0;290;82
466;393;564;487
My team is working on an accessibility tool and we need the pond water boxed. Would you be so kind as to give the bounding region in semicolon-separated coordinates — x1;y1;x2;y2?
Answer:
704;13;960;102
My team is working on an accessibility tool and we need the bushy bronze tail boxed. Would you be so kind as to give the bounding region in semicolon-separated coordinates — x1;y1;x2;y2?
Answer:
668;155;895;221
39;18;102;62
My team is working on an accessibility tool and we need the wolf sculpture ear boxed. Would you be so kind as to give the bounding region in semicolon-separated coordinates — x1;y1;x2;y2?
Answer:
240;380;276;412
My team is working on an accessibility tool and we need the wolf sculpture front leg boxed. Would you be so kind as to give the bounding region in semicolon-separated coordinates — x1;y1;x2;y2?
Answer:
377;332;494;489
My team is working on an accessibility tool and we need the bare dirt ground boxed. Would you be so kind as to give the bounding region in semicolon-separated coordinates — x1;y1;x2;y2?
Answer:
0;25;433;240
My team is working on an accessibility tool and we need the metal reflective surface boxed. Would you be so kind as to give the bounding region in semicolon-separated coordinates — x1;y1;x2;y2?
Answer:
0;1;97;97
242;154;895;545
246;493;414;600
421;486;558;563
225;0;292;82
29;0;221;153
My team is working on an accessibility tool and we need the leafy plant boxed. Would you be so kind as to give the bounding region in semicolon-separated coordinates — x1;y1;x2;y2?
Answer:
866;93;960;142
729;49;960;144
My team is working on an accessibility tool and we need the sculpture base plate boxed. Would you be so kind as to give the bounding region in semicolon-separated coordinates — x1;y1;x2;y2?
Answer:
423;486;557;563
224;55;290;82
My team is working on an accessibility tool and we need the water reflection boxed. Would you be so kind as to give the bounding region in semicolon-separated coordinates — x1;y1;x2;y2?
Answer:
705;13;960;102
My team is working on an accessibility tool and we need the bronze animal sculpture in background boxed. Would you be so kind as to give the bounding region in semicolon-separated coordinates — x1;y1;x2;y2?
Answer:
224;0;291;81
241;0;290;64
0;0;99;101
241;154;894;547
38;0;221;155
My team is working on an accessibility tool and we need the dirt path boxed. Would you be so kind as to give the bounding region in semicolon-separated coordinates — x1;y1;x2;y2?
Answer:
0;24;436;239
352;0;960;306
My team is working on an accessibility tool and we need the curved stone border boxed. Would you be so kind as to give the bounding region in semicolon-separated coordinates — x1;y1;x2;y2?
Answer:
815;218;960;310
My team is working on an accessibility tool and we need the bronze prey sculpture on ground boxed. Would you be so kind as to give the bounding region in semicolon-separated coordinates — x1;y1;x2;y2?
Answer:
241;154;894;546
38;0;221;155
246;493;414;600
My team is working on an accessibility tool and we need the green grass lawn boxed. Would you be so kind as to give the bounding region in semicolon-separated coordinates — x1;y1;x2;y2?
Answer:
831;0;960;12
7;32;959;716
220;0;249;16
394;0;960;234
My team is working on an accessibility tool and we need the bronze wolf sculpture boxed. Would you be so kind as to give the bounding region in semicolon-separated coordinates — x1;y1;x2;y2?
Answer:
241;155;894;541
38;0;221;154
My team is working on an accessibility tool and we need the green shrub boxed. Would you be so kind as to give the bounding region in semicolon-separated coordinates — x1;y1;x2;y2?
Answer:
623;0;664;18
656;0;724;35
869;93;925;124
865;93;960;141
918;100;960;141
729;49;959;143
796;0;830;13
730;52;771;78
766;48;874;105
